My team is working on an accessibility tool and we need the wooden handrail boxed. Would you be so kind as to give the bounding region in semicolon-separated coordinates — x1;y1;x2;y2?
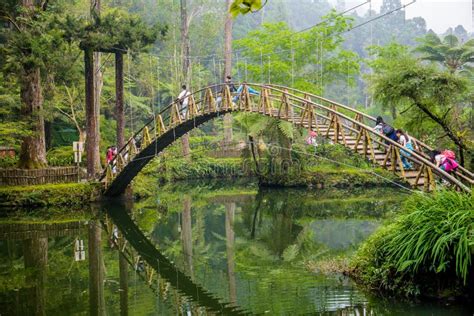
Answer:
271;84;474;180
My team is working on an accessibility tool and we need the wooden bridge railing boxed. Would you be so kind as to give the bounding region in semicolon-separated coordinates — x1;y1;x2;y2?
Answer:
269;84;474;185
100;83;472;193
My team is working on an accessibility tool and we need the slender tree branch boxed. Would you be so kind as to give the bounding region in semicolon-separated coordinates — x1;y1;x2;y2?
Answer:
399;103;414;115
0;15;22;32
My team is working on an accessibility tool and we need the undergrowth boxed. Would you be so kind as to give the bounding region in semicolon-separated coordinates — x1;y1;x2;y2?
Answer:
350;189;474;299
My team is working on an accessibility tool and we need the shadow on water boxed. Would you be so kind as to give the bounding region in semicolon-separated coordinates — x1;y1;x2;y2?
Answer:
102;201;248;315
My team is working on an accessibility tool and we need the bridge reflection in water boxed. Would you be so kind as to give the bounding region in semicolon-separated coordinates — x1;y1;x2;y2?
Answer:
1;184;471;315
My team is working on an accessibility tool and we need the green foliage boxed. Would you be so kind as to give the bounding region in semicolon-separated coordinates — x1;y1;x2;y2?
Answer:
368;48;472;161
234;13;360;93
46;146;74;166
0;182;101;207
351;190;474;298
0;155;18;168
230;0;264;17
415;33;474;73
67;8;165;53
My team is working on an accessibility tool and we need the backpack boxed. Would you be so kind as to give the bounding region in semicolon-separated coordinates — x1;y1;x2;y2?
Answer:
442;150;456;160
382;124;395;136
443;158;459;172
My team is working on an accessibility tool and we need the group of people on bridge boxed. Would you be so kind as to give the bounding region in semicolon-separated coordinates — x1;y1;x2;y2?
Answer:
374;116;459;174
177;76;259;119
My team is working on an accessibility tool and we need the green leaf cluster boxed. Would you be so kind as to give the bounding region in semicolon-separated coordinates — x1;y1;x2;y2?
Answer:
230;0;264;17
351;189;474;298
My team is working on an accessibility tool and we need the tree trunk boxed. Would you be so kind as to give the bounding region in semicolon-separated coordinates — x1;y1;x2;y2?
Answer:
180;0;191;84
180;0;191;159
18;67;47;169
458;145;464;167
23;238;48;316
416;102;468;167
249;135;262;179
223;0;233;147
181;196;193;278
119;252;128;316
44;120;52;150
85;49;100;177
115;53;125;149
390;104;397;120
225;202;237;304
88;220;105;316
92;0;103;168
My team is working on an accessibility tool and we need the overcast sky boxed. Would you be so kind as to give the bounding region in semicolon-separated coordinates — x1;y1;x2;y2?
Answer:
338;0;472;33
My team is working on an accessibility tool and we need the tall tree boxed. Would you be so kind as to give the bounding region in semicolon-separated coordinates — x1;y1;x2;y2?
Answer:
369;56;471;166
88;220;105;316
223;0;233;146
416;33;474;73
115;52;125;149
17;1;48;168
180;0;191;159
86;0;102;177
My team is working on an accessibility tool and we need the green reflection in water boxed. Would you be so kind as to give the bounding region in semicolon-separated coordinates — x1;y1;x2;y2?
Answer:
0;180;472;315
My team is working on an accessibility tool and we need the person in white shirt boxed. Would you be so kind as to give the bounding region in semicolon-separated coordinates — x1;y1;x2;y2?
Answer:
177;84;190;119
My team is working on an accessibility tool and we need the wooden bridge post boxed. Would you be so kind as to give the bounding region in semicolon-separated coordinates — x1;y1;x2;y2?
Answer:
353;113;363;132
382;144;406;178
238;85;252;112
116;153;125;173
169;104;182;128
278;89;291;121
203;88;217;113
105;164;114;187
354;129;375;162
142;126;152;148
155;115;166;136
414;165;436;192
257;88;272;115
185;95;199;120
325;105;346;145
127;140;137;162
221;85;234;111
299;95;320;134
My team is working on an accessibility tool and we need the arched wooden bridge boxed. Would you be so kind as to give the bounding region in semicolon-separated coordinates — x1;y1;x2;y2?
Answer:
101;83;473;196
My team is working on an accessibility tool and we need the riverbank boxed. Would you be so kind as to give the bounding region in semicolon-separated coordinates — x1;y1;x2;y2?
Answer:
0;182;102;208
348;190;473;300
133;154;405;198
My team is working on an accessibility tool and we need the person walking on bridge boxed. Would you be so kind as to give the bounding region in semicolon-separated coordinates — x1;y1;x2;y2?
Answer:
177;85;191;119
225;75;237;93
374;116;398;143
396;129;413;169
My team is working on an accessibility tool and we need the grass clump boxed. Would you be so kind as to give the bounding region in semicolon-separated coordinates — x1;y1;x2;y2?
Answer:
350;189;474;299
0;182;102;208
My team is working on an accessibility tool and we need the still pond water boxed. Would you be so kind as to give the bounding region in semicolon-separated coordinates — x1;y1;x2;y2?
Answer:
0;180;471;315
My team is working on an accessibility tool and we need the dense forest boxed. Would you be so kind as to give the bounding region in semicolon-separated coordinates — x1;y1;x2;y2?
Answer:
1;0;472;174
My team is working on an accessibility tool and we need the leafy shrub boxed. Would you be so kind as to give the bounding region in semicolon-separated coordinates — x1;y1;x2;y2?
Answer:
0;156;18;168
47;146;75;166
0;182;102;207
351;189;474;298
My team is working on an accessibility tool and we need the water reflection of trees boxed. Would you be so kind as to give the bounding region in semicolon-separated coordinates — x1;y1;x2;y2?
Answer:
135;184;404;314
